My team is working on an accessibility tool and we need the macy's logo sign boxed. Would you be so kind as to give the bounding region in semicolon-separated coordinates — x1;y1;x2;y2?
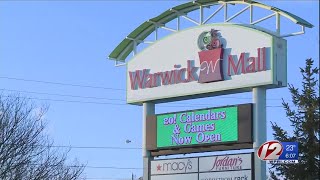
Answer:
128;29;267;90
156;159;193;172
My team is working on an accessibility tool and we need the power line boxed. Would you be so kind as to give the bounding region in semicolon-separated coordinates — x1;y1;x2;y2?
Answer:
0;76;288;101
9;89;274;101
0;143;142;150
0;95;284;107
1;96;282;107
4;96;127;106
50;145;141;150
84;165;142;170
30;164;142;170
1;88;287;102
0;88;125;101
0;88;288;102
0;76;125;91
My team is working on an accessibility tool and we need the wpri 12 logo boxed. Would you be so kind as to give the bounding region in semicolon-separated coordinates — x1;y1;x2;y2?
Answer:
257;140;299;164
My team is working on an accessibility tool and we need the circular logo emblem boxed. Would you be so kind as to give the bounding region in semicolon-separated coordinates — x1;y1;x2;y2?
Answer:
198;29;222;51
197;31;212;50
257;140;284;160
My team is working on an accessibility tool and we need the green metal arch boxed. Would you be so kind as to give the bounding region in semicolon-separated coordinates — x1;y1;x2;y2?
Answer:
109;0;313;62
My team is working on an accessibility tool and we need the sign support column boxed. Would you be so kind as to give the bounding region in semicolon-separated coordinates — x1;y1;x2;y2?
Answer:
143;102;155;180
253;87;267;180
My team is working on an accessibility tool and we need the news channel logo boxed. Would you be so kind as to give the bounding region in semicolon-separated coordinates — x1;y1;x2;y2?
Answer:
257;140;299;164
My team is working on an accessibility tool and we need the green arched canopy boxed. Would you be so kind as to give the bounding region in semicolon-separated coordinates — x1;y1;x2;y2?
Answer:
109;0;313;62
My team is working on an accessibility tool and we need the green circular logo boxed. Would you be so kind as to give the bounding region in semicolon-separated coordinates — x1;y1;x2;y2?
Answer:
198;31;211;50
203;36;209;44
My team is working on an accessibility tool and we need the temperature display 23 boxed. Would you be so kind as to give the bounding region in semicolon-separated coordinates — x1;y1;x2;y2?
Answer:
279;142;298;161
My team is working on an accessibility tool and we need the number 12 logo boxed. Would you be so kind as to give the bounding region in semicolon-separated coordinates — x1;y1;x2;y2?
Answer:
257;140;283;160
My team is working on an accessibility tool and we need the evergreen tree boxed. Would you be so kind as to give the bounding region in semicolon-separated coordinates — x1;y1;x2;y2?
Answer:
269;58;319;179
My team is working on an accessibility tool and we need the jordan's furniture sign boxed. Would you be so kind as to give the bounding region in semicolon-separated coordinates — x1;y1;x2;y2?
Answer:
127;24;287;104
199;153;253;180
146;104;253;156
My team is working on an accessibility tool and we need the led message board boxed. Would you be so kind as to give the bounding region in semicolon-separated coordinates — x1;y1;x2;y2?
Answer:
157;106;238;148
146;103;253;156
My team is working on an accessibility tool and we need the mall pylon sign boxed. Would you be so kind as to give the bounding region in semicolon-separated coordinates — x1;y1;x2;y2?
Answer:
127;24;287;104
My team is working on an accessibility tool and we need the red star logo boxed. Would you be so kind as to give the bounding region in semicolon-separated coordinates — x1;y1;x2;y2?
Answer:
156;164;161;171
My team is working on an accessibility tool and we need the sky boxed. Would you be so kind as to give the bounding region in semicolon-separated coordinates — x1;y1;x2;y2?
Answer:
0;0;319;179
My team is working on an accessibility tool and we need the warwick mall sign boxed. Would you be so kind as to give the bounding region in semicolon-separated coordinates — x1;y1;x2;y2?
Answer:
127;25;287;104
129;48;267;89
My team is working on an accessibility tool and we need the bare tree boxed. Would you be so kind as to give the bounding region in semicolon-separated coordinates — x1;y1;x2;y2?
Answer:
0;94;85;179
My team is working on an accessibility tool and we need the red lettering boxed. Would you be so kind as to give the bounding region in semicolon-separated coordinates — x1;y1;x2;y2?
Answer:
129;69;147;90
258;47;266;71
145;74;153;88
128;47;267;90
173;69;180;84
246;57;256;73
178;68;188;83
153;72;161;87
187;60;197;81
228;53;245;76
161;71;175;85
